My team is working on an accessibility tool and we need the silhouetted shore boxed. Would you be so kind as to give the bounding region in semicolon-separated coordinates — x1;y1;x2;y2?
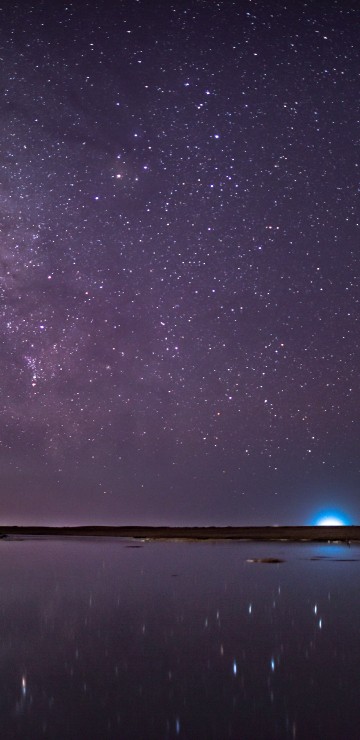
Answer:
0;525;359;542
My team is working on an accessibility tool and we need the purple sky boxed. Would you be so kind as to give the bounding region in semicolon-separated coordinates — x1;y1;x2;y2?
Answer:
0;0;359;525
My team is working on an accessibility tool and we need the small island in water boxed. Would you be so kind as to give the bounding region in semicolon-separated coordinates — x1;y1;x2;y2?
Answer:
0;525;359;542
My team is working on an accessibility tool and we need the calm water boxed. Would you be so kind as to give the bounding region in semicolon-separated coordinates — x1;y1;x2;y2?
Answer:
0;538;359;739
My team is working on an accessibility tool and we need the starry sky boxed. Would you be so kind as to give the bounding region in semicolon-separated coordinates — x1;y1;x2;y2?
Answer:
1;0;359;525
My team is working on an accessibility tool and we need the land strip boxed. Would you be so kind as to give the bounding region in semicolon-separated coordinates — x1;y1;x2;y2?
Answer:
0;525;359;542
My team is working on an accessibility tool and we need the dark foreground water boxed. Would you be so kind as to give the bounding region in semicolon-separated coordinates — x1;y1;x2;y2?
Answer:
0;539;359;739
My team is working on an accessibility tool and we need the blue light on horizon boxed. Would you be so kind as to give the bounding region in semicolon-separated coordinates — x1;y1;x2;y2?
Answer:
313;510;351;526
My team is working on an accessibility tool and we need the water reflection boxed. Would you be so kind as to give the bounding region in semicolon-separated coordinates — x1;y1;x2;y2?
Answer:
0;538;359;739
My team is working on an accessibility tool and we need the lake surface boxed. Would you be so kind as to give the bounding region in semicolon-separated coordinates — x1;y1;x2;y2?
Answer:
0;538;359;739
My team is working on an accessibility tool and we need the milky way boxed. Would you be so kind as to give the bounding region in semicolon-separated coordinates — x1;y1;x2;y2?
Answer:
0;0;359;524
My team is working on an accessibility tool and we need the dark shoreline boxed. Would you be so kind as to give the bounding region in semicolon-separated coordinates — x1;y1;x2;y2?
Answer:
0;525;359;542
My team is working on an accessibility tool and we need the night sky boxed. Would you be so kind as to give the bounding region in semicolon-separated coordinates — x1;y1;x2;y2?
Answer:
1;0;359;525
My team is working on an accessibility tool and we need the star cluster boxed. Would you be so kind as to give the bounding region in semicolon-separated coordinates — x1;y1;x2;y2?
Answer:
0;0;359;523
